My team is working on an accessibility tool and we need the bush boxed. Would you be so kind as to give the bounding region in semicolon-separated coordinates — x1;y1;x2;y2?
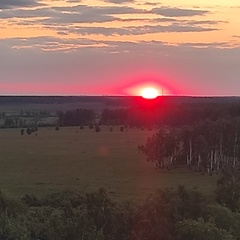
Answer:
215;171;240;211
0;187;239;239
176;218;236;240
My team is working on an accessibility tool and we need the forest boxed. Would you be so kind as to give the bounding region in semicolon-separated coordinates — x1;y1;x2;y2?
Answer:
0;168;240;240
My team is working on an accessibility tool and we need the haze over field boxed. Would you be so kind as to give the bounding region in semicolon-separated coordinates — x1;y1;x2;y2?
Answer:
0;0;239;96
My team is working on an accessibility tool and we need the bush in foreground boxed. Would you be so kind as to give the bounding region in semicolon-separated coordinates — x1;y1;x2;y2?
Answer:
0;185;240;240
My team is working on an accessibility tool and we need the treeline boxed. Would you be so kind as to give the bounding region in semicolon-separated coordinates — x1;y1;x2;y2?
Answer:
1;96;240;105
0;111;52;128
0;169;240;240
0;96;109;104
58;109;95;126
57;100;240;128
101;101;240;127
139;118;240;173
2;97;240;128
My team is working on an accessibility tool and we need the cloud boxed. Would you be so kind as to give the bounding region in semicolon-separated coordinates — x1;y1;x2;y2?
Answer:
0;4;146;23
67;0;82;2
42;5;146;24
0;6;118;23
62;24;217;37
43;12;118;24
0;7;52;19
179;42;230;48
53;5;145;15
151;7;209;17
0;36;107;53
0;0;40;9
142;2;159;6
103;0;134;3
5;5;145;24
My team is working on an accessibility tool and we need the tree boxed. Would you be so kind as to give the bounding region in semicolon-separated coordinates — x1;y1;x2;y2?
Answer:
3;118;15;128
176;218;235;240
139;130;166;168
195;135;208;172
206;204;240;235
215;168;240;211
140;128;181;169
58;109;96;127
95;125;101;132
173;186;208;221
27;127;32;135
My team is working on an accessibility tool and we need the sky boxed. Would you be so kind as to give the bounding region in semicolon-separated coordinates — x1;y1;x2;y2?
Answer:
0;0;240;96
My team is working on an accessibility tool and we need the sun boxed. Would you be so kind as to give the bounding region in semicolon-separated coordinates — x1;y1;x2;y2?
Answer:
141;87;159;99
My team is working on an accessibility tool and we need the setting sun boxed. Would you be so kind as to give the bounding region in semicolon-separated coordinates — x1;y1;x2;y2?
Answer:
141;87;159;99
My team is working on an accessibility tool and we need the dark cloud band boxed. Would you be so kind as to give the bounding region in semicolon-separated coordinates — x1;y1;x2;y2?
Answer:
0;0;40;9
151;7;209;17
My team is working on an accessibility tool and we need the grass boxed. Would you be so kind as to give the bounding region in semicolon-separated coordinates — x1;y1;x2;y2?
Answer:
0;126;219;201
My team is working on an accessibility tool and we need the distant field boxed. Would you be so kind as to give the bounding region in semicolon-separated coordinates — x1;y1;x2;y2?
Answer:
0;127;219;201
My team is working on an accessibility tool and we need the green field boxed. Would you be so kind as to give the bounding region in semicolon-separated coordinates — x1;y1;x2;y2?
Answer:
0;126;219;201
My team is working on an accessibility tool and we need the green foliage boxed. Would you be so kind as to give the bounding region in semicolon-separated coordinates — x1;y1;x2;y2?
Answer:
140;118;240;172
215;169;240;211
172;186;208;221
2;185;240;240
85;188;115;236
0;192;30;239
131;191;175;240
0;191;26;217
105;201;136;240
176;218;236;240
0;214;30;240
41;191;84;208
3;118;15;128
206;204;240;239
58;109;95;127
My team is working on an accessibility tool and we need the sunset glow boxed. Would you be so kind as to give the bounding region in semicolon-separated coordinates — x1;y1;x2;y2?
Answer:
141;87;159;99
0;0;239;95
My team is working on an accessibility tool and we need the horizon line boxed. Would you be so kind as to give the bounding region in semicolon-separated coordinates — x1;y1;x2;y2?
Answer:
0;94;240;98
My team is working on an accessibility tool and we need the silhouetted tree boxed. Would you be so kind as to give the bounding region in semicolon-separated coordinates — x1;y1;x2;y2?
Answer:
27;127;32;135
95;125;101;132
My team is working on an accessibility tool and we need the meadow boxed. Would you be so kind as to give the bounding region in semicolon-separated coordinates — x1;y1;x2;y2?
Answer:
0;126;218;201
